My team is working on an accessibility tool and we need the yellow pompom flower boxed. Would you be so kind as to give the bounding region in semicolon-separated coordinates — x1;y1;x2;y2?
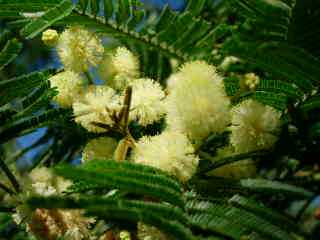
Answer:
131;131;199;182
112;47;139;78
100;47;140;90
49;71;84;107
166;61;230;145
57;26;104;73
82;137;118;163
129;78;166;126
73;85;121;132
230;99;282;153
42;29;59;46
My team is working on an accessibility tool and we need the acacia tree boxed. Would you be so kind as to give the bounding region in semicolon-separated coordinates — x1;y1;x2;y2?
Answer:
0;0;320;239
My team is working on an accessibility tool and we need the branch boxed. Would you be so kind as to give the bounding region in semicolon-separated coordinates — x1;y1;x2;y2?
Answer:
0;154;20;193
0;181;15;195
198;150;269;175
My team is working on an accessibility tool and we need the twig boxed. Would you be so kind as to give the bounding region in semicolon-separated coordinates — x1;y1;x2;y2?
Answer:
0;182;15;195
295;196;315;220
198;150;269;175
0;155;21;193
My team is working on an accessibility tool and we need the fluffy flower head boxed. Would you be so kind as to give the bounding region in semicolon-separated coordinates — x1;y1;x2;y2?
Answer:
49;71;84;107
129;78;166;126
131;131;199;182
82;137;118;163
166;61;230;145
112;47;139;78
230;99;282;153
100;47;140;90
57;26;104;72
73;85;121;132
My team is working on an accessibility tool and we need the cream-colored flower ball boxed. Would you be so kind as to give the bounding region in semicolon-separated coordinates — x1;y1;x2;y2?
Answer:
166;60;231;146
49;71;84;107
131;131;199;182
230;99;282;153
129;78;166;126
57;26;104;73
73;85;122;132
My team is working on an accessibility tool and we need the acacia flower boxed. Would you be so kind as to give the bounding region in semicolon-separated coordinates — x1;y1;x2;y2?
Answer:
131;131;199;182
101;47;140;90
166;61;230;145
57;26;104;73
49;71;84;107
230;99;282;153
129;78;166;126
73;85;122;132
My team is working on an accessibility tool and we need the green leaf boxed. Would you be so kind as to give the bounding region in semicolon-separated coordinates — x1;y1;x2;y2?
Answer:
240;179;314;198
187;200;295;240
229;0;293;41
0;70;50;106
83;160;183;193
27;196;188;223
0;0;61;19
27;195;194;240
256;79;303;99
252;91;288;110
0;108;70;144
299;95;320;113
192;177;314;199
229;195;308;237
0;39;22;71
20;0;74;39
288;0;320;58
54;162;185;208
59;0;228;62
223;39;320;92
184;0;207;16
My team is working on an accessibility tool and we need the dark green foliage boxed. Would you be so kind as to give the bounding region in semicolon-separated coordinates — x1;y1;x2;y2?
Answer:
26;161;308;240
0;39;22;71
54;161;185;208
20;0;74;39
0;0;319;239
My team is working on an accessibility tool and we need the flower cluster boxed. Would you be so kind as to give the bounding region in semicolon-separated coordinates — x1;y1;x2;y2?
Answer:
40;25;284;240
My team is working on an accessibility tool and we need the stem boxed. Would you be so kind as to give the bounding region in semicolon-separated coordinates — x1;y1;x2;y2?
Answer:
295;196;315;220
84;71;94;84
198;150;269;175
119;86;132;129
0;182;15;195
0;206;15;212
0;155;20;193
